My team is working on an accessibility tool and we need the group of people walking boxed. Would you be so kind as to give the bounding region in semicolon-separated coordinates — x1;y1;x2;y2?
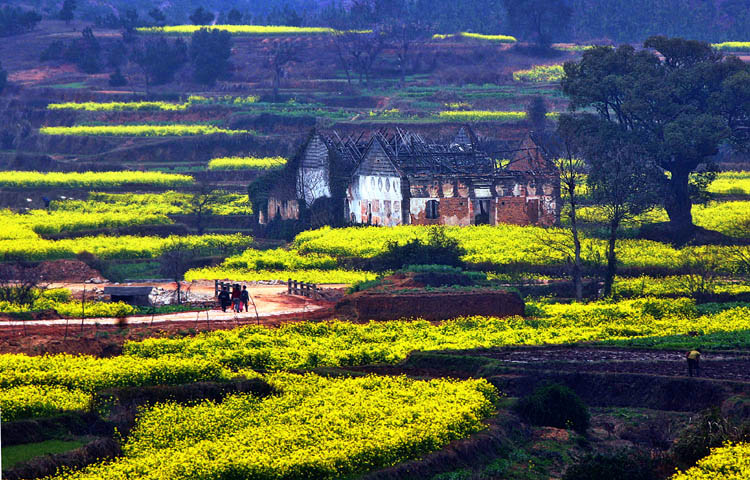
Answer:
217;284;250;313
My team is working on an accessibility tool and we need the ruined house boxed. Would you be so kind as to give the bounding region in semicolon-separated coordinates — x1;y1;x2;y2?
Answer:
262;127;560;228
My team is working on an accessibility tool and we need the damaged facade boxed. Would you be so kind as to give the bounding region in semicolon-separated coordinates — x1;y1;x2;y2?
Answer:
263;127;560;228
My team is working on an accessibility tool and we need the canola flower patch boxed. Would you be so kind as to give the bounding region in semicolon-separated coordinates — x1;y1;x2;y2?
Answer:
208;156;287;171
40;125;252;137
433;32;516;43
46;96;259;112
437;110;526;122
708;171;750;195
577;201;750;237
671;442;750;480
184;248;375;284
513;64;565;83
0;234;252;262
712;42;750;51
52;191;252;218
0;171;193;189
0;385;90;421
138;25;339;36
186;267;375;284
612;276;750;298
125;299;750;369
50;373;496;480
0;353;229;393
292;225;749;274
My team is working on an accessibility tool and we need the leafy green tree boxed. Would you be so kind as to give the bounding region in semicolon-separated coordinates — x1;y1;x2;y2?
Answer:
121;9;140;32
59;0;77;24
189;7;214;25
190;28;232;85
266;4;303;26
148;8;166;26
0;6;41;37
562;38;750;241
574;116;663;295
132;37;188;91
227;9;243;25
108;68;127;87
64;27;101;74
502;0;571;47
526;96;548;132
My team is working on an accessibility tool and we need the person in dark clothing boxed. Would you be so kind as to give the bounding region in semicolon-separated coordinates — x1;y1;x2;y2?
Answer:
231;284;241;313
241;285;250;313
218;286;230;312
686;349;701;377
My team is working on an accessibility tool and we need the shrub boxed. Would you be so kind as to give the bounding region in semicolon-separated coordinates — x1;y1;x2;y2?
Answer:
562;450;658;480
376;227;465;271
515;383;590;433
671;407;750;469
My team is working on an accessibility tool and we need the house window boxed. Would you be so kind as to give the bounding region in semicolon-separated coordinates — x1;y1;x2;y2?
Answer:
378;177;383;191
426;200;439;219
385;178;390;192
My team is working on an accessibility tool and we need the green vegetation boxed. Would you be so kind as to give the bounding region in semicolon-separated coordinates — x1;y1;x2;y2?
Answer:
516;383;590;433
2;439;88;470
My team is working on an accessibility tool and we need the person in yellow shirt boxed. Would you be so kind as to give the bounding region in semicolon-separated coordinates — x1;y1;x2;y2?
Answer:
686;349;701;377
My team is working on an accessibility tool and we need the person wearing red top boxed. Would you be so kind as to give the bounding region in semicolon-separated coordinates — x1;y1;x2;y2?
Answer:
231;284;241;313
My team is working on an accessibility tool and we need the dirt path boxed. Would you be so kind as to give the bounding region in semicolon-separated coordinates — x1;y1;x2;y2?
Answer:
477;346;750;382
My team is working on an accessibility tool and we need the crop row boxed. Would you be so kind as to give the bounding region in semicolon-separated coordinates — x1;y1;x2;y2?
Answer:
513;64;565;83
0;171;193;189
51;373;495;480
671;442;750;479
207;156;287;171
47;95;259;112
125;299;750;369
0;234;253;262
39;125;252;137
432;32;517;43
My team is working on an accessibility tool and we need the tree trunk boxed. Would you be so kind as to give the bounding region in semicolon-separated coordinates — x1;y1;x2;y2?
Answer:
175;280;181;305
570;205;583;302
603;218;619;297
664;168;695;242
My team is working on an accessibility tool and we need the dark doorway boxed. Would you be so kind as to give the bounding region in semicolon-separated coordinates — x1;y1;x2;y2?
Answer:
474;200;490;225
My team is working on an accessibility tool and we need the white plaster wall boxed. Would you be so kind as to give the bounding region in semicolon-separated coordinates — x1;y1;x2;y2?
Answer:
349;175;402;225
297;166;331;206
